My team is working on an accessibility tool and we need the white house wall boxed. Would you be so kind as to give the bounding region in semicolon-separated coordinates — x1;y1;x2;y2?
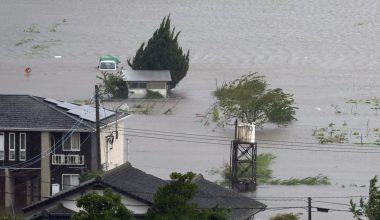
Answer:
25;188;150;219
100;117;128;170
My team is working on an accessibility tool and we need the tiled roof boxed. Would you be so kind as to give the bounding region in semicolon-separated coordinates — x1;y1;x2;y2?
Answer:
30;203;74;220
0;94;127;132
24;163;266;220
192;176;266;219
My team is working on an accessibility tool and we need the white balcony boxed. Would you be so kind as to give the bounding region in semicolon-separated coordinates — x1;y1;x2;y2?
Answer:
52;154;84;165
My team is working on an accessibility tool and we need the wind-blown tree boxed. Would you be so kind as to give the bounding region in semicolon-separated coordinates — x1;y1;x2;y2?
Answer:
213;72;297;127
128;15;190;89
72;188;134;220
97;72;128;99
145;172;228;220
350;176;380;220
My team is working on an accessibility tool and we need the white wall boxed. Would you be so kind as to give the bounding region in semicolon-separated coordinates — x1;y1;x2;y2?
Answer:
100;116;129;170
25;188;150;219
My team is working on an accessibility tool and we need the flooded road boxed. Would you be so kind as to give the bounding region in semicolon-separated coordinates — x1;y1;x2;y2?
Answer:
2;0;380;219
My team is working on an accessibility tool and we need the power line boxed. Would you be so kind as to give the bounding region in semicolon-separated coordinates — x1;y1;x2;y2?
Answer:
120;127;380;150
122;132;380;154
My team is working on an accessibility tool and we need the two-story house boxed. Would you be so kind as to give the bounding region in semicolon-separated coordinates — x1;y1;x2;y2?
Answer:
0;94;129;210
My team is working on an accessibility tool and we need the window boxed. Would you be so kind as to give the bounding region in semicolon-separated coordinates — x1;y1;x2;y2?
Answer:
19;133;26;161
99;61;116;70
62;174;80;190
130;82;147;89
63;133;80;151
0;133;4;160
9;133;15;161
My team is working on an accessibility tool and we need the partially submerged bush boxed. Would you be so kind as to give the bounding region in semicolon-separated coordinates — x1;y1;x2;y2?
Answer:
270;213;300;220
145;90;164;99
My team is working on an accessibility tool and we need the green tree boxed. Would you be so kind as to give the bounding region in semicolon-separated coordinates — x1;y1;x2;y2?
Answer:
72;188;134;220
145;172;228;220
128;15;190;89
214;72;297;127
97;72;128;99
350;176;380;220
0;214;23;220
270;213;300;220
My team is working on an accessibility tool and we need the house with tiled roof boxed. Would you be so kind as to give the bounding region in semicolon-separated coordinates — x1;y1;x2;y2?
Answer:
0;94;129;210
23;162;266;220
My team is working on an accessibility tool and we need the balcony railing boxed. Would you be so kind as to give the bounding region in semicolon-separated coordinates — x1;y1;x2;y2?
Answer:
52;154;84;165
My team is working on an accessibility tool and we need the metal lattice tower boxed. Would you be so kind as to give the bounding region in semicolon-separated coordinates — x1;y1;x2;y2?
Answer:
230;121;257;192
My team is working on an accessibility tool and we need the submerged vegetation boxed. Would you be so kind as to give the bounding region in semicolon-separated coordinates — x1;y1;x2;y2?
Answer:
270;175;330;185
145;90;164;99
211;153;330;186
313;97;380;145
16;19;67;55
270;213;300;220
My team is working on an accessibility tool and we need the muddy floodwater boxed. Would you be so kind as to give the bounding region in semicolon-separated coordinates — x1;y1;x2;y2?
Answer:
1;0;380;219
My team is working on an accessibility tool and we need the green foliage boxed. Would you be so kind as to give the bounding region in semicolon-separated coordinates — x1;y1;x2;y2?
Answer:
212;106;220;122
97;72;129;99
145;90;164;99
350;176;380;220
146;172;228;220
220;153;330;186
0;214;24;220
269;174;330;185
72;188;134;220
128;15;190;89
270;213;300;220
23;24;40;33
214;73;297;127
79;170;105;182
221;153;276;185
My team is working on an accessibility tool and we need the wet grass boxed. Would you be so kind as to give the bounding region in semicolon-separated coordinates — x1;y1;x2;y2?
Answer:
32;44;49;50
15;38;33;46
270;174;330;185
23;24;40;33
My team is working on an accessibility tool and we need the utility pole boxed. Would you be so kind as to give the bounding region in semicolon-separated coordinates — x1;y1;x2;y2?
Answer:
308;197;312;220
95;85;101;170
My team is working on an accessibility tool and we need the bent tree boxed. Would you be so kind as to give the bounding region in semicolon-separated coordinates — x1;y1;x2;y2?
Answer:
350;176;380;220
214;72;297;127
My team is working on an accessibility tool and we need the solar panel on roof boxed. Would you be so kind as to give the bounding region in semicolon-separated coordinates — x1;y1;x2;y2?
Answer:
44;98;61;105
68;108;96;122
44;98;115;122
57;102;80;110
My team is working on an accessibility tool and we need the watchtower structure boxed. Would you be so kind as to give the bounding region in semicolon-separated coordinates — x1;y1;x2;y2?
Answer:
230;120;257;192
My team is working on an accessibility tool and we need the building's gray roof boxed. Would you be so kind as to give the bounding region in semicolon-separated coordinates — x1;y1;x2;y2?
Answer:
0;94;128;132
122;70;171;82
23;163;266;220
31;203;74;220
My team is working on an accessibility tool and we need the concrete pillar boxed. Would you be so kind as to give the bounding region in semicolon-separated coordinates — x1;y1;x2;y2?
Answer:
4;168;14;210
41;132;51;199
26;179;32;205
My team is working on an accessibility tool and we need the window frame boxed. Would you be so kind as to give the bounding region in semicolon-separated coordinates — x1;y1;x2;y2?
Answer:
62;133;81;151
0;132;4;160
130;82;147;89
62;174;80;190
9;133;15;161
19;133;26;161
